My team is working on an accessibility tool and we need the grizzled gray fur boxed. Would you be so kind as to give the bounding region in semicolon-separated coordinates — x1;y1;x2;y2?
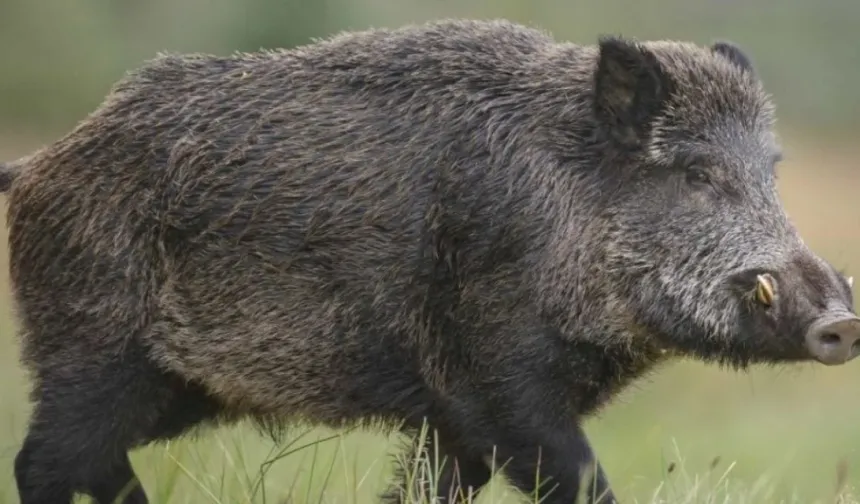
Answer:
4;18;858;504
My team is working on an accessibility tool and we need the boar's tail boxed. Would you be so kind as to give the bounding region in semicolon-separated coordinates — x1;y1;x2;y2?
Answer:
0;157;27;193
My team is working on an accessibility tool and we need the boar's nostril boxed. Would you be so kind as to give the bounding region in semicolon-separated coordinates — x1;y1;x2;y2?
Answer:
819;333;841;347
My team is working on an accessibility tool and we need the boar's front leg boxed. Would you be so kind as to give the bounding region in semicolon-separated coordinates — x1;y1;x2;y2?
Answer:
466;335;618;503
383;425;493;504
398;402;615;504
489;422;615;504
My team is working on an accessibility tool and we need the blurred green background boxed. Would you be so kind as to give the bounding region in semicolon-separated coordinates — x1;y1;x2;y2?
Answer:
0;1;859;503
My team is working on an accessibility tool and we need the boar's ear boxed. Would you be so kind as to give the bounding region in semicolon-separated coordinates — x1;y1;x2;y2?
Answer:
594;36;672;149
711;40;755;75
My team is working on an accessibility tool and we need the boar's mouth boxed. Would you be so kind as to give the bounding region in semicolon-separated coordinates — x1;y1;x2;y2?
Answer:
736;267;860;366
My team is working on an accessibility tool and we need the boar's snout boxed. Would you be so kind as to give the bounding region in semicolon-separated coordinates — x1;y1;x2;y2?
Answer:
733;254;858;366
805;312;860;365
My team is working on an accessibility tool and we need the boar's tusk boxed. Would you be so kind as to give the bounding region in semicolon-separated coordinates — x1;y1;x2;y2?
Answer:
755;274;774;307
848;276;854;289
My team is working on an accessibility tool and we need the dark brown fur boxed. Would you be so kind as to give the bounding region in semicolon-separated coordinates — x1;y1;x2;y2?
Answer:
5;19;856;504
0;158;25;192
0;166;12;192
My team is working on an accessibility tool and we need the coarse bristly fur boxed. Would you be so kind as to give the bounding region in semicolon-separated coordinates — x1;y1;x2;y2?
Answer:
4;18;858;504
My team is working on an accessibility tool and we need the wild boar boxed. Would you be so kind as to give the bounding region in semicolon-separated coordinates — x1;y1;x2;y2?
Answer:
4;18;858;504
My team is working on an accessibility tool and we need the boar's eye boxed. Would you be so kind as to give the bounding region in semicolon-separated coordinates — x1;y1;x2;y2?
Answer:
685;166;712;187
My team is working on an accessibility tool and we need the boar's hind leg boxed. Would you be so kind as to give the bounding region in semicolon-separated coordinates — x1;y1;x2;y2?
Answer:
382;425;492;504
14;334;222;504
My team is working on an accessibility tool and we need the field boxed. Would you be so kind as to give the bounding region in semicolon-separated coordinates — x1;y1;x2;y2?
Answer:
0;132;859;503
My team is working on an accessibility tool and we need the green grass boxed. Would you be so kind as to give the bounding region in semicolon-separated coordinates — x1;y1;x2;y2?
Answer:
1;133;860;503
